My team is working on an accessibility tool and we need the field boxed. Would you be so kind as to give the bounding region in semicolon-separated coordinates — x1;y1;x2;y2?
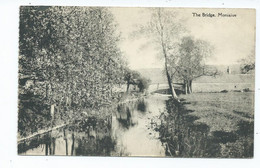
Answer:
180;92;254;133
138;67;255;93
192;74;254;92
175;91;254;157
151;91;255;157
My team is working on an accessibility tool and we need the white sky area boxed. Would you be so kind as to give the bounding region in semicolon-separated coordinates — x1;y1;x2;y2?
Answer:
110;8;255;69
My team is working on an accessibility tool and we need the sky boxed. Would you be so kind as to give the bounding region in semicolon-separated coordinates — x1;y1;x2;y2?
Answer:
110;7;256;70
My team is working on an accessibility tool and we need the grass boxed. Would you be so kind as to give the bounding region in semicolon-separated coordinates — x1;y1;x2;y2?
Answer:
193;74;254;83
155;91;254;157
180;92;254;133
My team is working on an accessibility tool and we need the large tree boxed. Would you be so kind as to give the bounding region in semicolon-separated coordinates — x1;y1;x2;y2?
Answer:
169;36;217;94
19;6;126;136
134;8;185;101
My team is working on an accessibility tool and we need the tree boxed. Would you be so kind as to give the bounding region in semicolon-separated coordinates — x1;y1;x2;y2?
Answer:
133;8;185;101
137;77;151;93
240;50;255;74
169;36;217;94
18;7;126;136
124;68;140;92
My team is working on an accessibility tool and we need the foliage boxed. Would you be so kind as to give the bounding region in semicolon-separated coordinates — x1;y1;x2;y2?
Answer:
137;76;151;92
133;8;186;100
157;93;253;157
240;50;255;74
168;36;217;94
123;68;151;93
123;68;140;92
19;7;125;136
134;9;220;96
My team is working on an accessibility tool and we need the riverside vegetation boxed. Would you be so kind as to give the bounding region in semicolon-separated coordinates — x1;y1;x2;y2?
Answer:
19;6;150;138
18;7;255;158
157;91;254;158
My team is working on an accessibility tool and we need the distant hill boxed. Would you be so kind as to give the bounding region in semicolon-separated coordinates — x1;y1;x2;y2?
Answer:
136;64;253;84
136;68;167;84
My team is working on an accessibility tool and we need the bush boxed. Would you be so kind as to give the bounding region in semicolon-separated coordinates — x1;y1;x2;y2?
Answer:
137;77;151;93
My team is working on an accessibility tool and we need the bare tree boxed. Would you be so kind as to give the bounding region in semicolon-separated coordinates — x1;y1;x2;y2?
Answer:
133;8;185;101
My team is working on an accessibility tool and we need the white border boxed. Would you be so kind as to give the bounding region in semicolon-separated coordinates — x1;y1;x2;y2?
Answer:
0;0;259;168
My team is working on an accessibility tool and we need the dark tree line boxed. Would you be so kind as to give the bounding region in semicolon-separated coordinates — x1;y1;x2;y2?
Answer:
18;6;128;136
124;68;151;93
240;50;255;74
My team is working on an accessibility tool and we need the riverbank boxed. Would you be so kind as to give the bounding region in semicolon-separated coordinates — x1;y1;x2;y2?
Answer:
18;92;147;142
157;91;254;158
18;94;166;156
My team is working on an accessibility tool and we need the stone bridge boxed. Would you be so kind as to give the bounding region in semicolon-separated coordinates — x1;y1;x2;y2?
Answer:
148;83;184;94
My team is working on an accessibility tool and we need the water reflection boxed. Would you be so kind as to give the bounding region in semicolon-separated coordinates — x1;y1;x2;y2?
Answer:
18;95;253;157
116;104;134;129
18;97;165;156
137;100;147;112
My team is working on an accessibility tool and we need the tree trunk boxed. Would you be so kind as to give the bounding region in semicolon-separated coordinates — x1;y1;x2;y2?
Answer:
165;68;178;100
63;129;68;156
188;84;191;94
45;142;49;155
184;80;188;94
189;80;193;93
157;9;179;102
162;45;178;100
52;137;55;155
71;132;75;155
186;80;192;94
50;104;55;127
163;53;178;100
126;81;130;93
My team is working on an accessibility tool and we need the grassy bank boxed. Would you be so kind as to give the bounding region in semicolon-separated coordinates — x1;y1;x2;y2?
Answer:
157;91;254;158
179;92;254;133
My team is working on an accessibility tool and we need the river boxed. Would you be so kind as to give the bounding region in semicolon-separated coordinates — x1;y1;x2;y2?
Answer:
18;93;253;157
18;94;169;156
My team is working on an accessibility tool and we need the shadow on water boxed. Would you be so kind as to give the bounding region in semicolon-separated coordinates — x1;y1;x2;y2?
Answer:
18;95;253;157
157;98;254;158
18;98;149;156
137;100;147;112
116;99;147;129
18;116;116;156
117;105;134;129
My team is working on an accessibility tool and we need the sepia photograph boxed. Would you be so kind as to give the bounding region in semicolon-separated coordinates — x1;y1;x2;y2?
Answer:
17;6;255;158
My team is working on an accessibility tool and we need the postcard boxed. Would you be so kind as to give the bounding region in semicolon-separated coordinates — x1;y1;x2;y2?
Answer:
18;6;255;158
